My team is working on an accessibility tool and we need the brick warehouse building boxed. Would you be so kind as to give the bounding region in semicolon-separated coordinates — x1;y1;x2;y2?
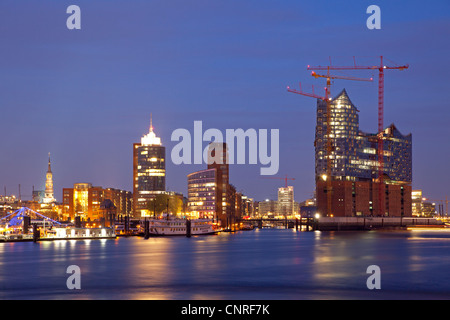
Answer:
316;180;412;217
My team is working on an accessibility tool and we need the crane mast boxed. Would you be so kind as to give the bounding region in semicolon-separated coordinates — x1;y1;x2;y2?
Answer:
288;68;373;217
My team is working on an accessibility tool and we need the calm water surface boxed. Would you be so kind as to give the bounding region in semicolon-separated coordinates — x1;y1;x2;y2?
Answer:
1;228;450;300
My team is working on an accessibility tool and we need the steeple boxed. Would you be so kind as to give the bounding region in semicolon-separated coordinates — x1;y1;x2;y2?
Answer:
48;152;52;173
43;152;55;204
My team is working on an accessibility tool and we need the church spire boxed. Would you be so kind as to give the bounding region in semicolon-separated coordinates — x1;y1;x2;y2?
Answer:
43;152;55;204
48;152;52;173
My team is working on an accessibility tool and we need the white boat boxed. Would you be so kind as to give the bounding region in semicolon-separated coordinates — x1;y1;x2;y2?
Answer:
143;218;216;236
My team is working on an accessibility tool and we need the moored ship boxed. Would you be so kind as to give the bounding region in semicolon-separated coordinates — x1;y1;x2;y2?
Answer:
142;218;217;236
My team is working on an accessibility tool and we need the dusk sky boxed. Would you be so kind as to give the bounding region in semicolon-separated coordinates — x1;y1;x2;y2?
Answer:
1;0;449;203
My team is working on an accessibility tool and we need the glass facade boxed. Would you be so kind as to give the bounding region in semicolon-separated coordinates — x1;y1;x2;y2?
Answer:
315;89;412;184
187;169;217;219
133;122;166;217
135;145;166;192
278;186;294;217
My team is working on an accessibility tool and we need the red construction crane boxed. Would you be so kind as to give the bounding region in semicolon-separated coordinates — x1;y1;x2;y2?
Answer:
307;56;409;216
264;175;295;188
287;70;373;216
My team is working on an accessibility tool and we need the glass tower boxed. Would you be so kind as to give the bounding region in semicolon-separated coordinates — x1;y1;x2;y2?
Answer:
315;89;412;184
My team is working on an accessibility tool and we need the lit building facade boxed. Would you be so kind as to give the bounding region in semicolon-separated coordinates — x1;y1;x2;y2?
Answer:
62;183;132;220
412;190;438;217
187;142;236;226
412;190;423;216
241;195;255;217
187;168;217;219
207;142;230;222
315;89;412;182
258;199;278;217
278;186;294;217
133;117;166;217
422;201;437;216
317;180;411;217
315;89;412;217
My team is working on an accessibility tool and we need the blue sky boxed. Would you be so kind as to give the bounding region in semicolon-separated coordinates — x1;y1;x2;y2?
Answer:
1;0;449;203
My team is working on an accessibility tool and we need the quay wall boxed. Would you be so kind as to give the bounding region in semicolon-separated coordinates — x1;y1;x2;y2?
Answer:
317;217;445;231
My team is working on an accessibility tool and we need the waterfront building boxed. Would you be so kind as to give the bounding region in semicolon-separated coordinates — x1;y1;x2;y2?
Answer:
315;89;412;182
412;190;423;216
62;183;132;221
315;89;412;217
277;186;294;217
412;190;439;217
235;192;253;218
207;142;230;222
0;195;16;218
299;197;317;218
187;142;238;226
241;195;254;217
133;116;166;217
187;168;217;219
422;201;437;216
316;180;411;217
104;188;133;218
258;199;278;217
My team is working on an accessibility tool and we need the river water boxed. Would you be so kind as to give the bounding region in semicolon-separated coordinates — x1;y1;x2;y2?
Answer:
1;228;450;300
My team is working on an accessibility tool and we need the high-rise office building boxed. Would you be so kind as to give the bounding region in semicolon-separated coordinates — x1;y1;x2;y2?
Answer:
187;168;217;219
133;117;166;217
278;186;294;217
315;89;412;217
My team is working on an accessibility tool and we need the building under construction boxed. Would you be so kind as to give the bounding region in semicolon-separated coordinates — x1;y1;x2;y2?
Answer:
314;89;412;217
289;56;412;218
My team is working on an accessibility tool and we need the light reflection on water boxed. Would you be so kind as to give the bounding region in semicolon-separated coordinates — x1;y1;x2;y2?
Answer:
1;229;450;299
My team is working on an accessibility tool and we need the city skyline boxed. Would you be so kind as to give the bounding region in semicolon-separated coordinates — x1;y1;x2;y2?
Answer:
1;1;449;203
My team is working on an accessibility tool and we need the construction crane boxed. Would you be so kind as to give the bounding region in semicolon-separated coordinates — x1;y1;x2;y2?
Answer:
307;56;409;216
311;71;374;83
263;175;295;188
287;69;373;217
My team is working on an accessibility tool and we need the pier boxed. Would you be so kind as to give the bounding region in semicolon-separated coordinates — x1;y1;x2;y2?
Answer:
240;216;447;231
0;207;117;243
